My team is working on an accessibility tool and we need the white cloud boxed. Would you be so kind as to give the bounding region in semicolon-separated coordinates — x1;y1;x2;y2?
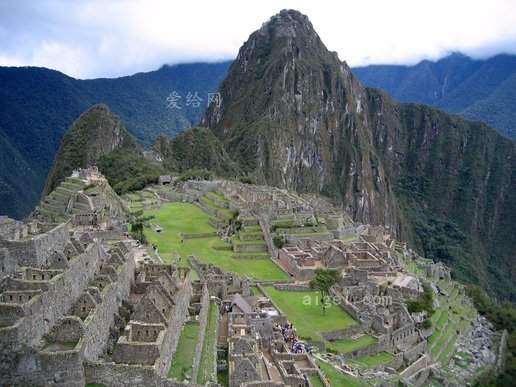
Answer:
0;0;515;78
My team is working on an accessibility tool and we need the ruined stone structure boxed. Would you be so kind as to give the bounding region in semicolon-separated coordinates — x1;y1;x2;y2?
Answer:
0;175;495;386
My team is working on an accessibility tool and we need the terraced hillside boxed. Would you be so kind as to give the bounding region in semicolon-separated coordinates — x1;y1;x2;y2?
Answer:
34;177;88;222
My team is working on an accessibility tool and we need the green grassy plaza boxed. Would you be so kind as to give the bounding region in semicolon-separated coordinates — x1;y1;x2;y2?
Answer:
142;202;288;281
262;286;377;353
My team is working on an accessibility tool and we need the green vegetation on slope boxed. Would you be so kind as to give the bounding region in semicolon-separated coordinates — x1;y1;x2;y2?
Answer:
369;96;515;301
354;53;516;138
0;62;231;219
151;127;241;178
43;104;140;195
97;148;167;195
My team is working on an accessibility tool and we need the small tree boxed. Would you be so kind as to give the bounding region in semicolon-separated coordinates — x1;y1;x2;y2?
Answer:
127;210;154;244
309;268;342;316
273;236;285;249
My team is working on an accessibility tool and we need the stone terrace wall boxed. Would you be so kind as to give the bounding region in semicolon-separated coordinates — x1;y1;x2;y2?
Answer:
322;325;364;341
273;284;311;291
403;340;427;365
400;354;431;382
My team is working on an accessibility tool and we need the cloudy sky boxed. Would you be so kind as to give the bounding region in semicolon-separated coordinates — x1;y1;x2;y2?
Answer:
1;0;515;79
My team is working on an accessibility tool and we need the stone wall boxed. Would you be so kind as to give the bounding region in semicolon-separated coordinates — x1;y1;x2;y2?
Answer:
342;341;383;359
321;325;364;341
495;329;508;376
232;243;268;253
38;348;84;386
284;232;332;245
3;241;105;348
273;284;311;292
403;340;427;365
0;240;106;384
159;192;194;203
277;249;315;280
84;360;193;386
89;230;124;240
400;354;431;381
0;222;70;272
329;288;360;322
259;216;277;258
81;249;134;360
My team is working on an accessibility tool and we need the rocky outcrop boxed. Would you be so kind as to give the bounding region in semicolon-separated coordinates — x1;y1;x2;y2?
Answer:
202;10;398;230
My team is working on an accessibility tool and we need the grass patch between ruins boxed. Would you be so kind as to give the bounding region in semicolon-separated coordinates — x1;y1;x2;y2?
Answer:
262;286;377;353
308;373;325;387
197;301;218;385
142;202;288;281
328;335;377;353
168;322;200;381
315;359;369;386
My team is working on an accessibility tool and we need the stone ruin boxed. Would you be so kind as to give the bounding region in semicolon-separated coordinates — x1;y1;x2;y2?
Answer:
0;175;498;386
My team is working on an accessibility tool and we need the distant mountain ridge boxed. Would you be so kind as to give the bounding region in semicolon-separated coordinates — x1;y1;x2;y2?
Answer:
0;61;231;218
353;53;516;138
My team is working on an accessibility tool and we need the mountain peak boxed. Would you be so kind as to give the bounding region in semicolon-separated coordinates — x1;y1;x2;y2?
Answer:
258;9;316;39
43;104;139;195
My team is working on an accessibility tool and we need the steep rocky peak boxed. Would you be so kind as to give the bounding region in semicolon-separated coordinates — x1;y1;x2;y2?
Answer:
43;104;139;195
202;10;385;227
257;9;318;41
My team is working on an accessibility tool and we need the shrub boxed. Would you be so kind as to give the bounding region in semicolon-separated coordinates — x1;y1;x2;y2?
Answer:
239;176;254;184
273;236;285;249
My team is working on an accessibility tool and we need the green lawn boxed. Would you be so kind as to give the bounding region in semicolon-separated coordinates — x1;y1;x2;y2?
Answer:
261;286;376;353
352;351;396;367
142;203;288;281
197;302;218;385
316;359;369;387
329;334;377;353
262;286;357;336
168;322;200;380
309;373;325;387
217;370;229;386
